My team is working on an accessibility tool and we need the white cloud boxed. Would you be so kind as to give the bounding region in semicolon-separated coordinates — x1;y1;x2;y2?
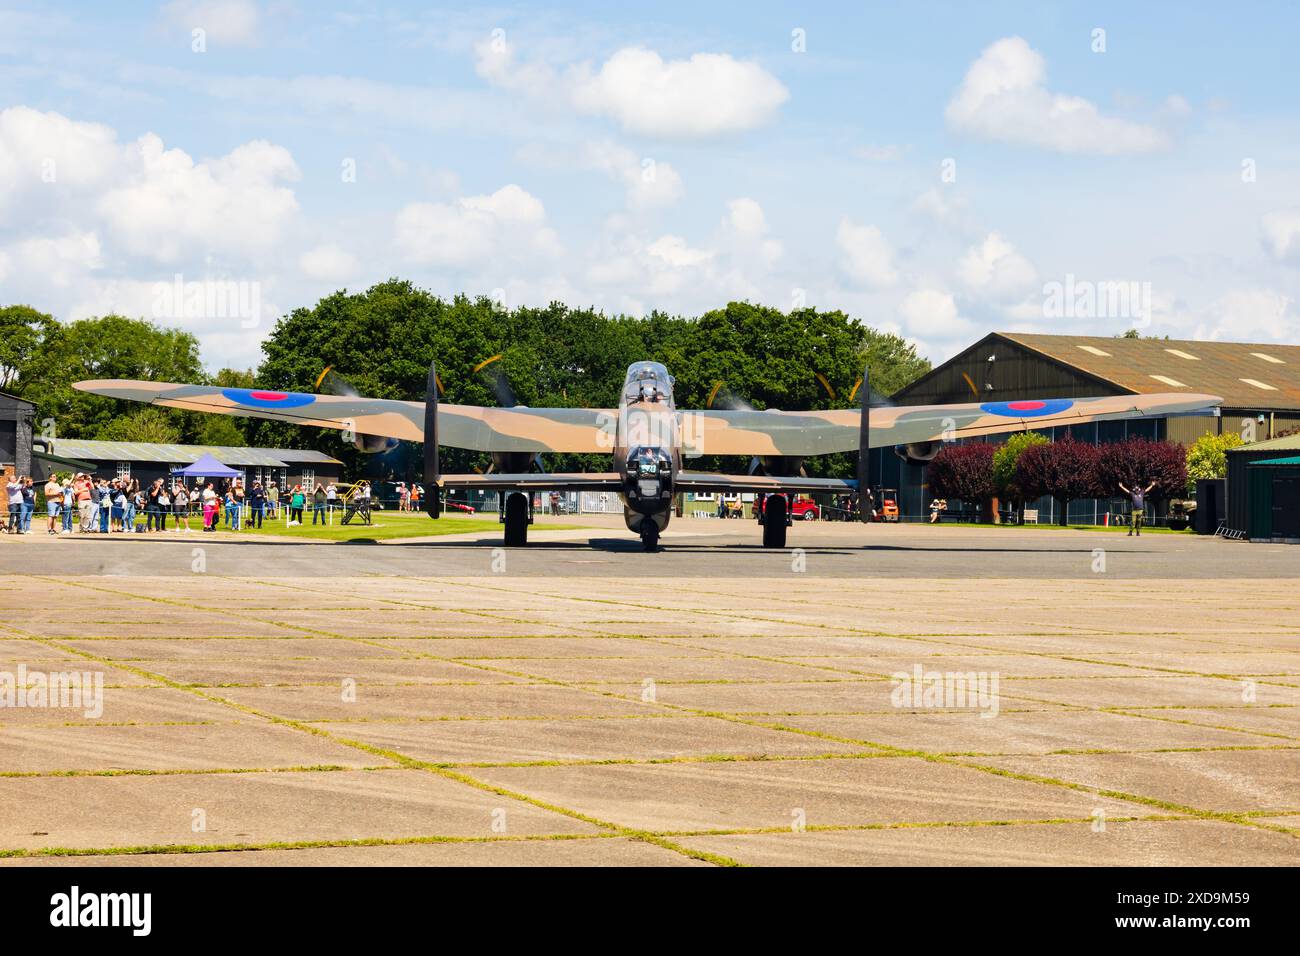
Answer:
646;235;714;268
898;288;970;339
836;218;898;287
394;184;560;267
946;36;1168;154
0;107;120;212
721;197;782;267
1260;210;1300;264
1192;289;1295;343
477;42;788;138
161;0;263;46
8;231;103;289
957;232;1037;299
98;137;300;262
0;108;301;264
299;244;359;282
581;141;683;210
571;48;788;137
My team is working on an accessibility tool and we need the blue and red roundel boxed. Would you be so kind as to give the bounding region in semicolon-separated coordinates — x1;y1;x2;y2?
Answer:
979;398;1073;418
221;388;316;409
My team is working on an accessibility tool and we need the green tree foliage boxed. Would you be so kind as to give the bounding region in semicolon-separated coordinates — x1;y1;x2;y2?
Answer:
95;407;182;444
9;312;208;444
992;431;1049;506
1185;431;1243;494
0;305;58;392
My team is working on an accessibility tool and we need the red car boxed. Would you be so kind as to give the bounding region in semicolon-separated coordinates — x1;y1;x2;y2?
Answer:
758;494;821;521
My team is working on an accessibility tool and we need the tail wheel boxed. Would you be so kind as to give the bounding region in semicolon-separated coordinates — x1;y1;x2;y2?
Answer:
503;492;529;547
640;520;660;552
762;496;788;548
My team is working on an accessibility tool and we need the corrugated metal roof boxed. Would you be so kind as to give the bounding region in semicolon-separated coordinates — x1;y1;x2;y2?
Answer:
1000;334;1300;410
1227;433;1300;454
48;439;340;467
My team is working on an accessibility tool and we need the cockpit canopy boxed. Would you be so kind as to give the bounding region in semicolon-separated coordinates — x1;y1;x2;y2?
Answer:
623;362;674;405
627;445;671;476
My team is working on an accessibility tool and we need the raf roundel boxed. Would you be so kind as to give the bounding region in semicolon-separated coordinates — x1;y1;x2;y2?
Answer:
221;388;317;410
979;398;1074;418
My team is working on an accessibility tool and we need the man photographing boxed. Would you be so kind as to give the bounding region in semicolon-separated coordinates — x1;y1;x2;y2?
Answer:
1118;479;1156;536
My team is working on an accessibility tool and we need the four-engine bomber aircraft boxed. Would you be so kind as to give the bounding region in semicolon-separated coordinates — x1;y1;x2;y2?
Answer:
75;363;1219;551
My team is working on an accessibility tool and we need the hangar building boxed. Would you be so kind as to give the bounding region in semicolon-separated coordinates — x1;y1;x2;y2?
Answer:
881;333;1300;523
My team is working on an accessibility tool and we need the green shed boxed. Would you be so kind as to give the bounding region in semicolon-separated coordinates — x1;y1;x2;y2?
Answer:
1246;455;1300;541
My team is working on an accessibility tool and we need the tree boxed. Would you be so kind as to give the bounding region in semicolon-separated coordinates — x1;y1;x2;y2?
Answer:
1095;437;1187;504
1185;432;1243;494
992;431;1049;522
7;313;206;443
927;442;996;519
0;305;57;392
95;407;182;444
1014;436;1102;525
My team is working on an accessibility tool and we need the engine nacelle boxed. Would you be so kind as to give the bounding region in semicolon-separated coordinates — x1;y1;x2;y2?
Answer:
894;441;942;466
757;455;805;477
491;451;536;474
353;433;400;454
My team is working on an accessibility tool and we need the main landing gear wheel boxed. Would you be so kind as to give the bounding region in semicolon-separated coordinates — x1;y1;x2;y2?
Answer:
762;496;788;548
503;491;529;547
640;520;660;552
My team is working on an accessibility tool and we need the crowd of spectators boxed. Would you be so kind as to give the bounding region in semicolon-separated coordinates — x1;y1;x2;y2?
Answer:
2;473;357;535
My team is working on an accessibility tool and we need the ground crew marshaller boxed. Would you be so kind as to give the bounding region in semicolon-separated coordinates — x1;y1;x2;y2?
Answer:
1118;480;1156;536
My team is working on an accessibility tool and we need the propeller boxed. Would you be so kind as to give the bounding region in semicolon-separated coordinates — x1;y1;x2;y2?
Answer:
315;365;360;397
705;381;753;411
473;354;519;408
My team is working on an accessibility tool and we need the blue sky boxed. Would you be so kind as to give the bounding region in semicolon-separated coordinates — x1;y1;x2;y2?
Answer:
1;0;1297;370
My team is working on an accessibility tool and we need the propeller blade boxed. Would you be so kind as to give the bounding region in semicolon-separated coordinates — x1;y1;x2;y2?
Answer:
314;366;361;398
473;354;518;408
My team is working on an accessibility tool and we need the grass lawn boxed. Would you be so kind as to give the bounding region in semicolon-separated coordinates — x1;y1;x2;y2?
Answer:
198;510;591;542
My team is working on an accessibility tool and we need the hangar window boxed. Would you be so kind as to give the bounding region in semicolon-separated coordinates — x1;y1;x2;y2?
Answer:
1251;352;1285;364
1240;378;1278;391
1164;348;1199;360
1150;375;1188;387
1077;345;1110;356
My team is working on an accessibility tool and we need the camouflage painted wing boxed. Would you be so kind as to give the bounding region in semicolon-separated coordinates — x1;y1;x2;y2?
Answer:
688;394;1222;456
441;472;623;492
72;380;614;453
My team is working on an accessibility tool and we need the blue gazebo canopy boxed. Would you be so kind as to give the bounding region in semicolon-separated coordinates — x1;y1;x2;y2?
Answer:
171;452;242;478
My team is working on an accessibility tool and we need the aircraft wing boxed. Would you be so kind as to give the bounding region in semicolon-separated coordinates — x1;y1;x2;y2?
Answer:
689;393;1222;456
440;472;623;492
72;380;615;453
675;471;857;494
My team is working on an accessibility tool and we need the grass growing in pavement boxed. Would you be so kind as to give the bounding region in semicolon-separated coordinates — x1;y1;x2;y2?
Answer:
187;510;590;542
